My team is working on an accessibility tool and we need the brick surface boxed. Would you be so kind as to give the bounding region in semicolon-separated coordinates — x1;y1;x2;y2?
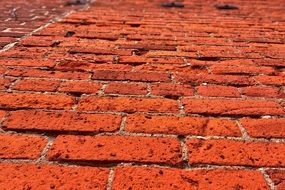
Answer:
182;98;285;116
3;110;121;133
0;0;285;188
0;93;75;110
113;167;268;190
0;134;47;159
240;118;285;138
78;96;178;113
187;138;285;167
0;163;109;190
126;114;241;137
48;135;182;166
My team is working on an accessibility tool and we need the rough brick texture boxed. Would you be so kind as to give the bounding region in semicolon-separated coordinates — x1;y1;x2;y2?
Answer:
0;0;285;189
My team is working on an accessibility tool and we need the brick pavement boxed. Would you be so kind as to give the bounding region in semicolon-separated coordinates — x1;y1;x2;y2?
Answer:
0;0;285;189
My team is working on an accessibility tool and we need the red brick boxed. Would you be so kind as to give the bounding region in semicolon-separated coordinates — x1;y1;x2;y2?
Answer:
240;118;285;138
151;83;194;97
0;59;55;67
6;67;90;80
0;67;6;75
0;93;75;110
4;110;121;133
254;76;285;86
176;73;256;86
58;81;102;94
267;170;285;190
0;163;109;190
105;82;148;95
126;114;241;137
69;46;133;56
0;78;12;90
113;167;268;190
241;86;281;98
196;85;240;97
0;134;47;159
12;79;60;92
187;138;285;167
182;98;285;116
92;70;171;82
78;96;178;113
48;135;182;166
211;65;275;75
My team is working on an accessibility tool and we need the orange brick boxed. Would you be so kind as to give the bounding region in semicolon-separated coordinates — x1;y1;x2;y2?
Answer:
0;134;47;159
78;96;178;113
0;78;12;90
187;138;285;167
151;83;194;97
210;65;275;75
58;81;102;94
254;76;285;86
0;59;55;67
240;118;285;138
92;70;171;82
196;85;240;97
48;135;182;166
241;86;281;98
267;170;285;190
6;67;90;80
3;110;121;133
12;79;60;92
0;110;6;119
0;163;109;190
105;82;148;95
182;98;284;116
113;167;268;190
126;114;241;137
0;93;75;110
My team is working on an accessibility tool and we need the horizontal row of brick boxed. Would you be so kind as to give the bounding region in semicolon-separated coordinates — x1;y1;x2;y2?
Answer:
1;78;284;98
0;93;284;116
1;163;284;189
1;110;285;138
1;134;285;168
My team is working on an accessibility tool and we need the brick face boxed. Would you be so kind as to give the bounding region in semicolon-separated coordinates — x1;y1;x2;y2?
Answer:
113;167;268;190
0;163;109;190
77;96;179;113
3;110;122;133
0;134;47;159
48;135;182;166
126;114;241;137
187;138;285;167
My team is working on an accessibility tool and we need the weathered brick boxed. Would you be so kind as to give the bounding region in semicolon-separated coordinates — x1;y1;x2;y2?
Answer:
58;81;102;94
0;93;75;110
105;82;148;95
6;67;90;80
0;110;6;120
196;85;240;97
0;163;109;190
0;134;47;159
12;79;60;92
240;118;285;138
0;78;12;90
4;110;121;133
0;59;55;67
187;138;285;167
151;83;194;97
267;170;285;190
69;46;133;56
78;96;178;113
182;98;284;116
126;114;241;137
113;167;268;190
211;65;275;75
92;70;171;82
254;76;285;86
48;135;182;166
241;86;281;98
